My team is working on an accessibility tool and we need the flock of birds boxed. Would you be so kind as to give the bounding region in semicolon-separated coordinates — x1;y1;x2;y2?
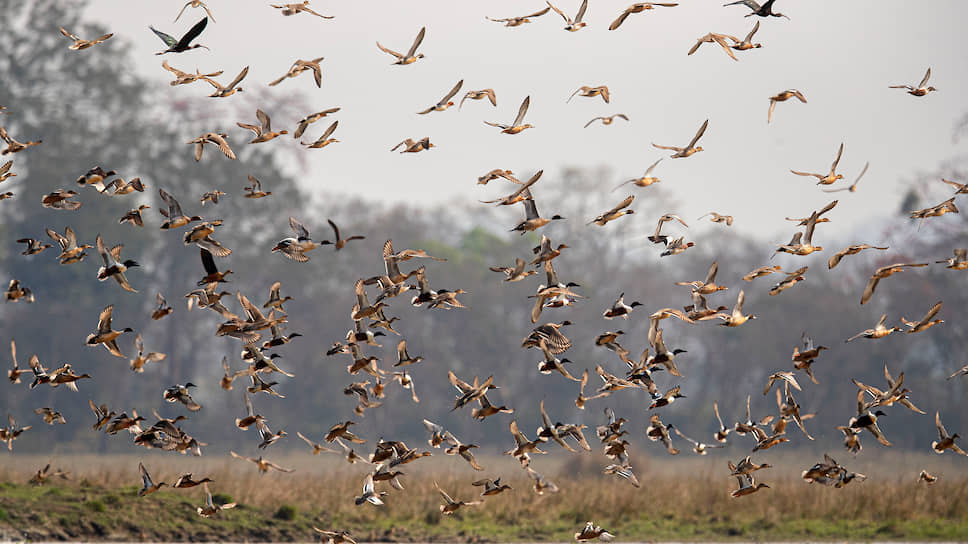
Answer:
2;0;967;542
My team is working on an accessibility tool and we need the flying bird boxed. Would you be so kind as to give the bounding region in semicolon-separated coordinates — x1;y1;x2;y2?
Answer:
150;17;209;54
376;27;426;65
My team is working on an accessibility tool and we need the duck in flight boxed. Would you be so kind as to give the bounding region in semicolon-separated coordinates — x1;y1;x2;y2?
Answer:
376;27;426;65
59;27;113;50
485;96;534;135
890;67;937;97
546;0;589;31
652;119;708;158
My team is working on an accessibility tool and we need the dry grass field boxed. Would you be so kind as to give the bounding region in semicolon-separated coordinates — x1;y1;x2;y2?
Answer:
1;452;966;542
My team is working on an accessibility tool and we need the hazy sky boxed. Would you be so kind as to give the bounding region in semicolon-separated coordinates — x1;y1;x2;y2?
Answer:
84;0;968;242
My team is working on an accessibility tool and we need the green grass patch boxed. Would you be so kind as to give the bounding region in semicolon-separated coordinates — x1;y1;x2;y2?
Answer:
273;505;297;521
84;500;106;513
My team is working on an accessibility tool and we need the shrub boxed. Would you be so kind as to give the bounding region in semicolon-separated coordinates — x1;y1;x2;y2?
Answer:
274;505;297;521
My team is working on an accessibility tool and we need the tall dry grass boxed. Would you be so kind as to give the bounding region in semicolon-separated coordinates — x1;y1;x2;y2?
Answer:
2;450;965;529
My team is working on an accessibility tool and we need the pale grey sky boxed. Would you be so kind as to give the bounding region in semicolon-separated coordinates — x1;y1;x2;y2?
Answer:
85;0;968;242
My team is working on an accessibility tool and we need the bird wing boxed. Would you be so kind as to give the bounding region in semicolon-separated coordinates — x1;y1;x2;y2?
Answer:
150;26;177;47
60;27;81;41
406;27;426;57
802;214;820;246
198;249;221;280
96;305;115;334
817;199;839;216
607;195;635;215
267;460;294;472
918;67;932;88
713;401;726;429
704;261;720;284
734;290;745;315
546;1;569;22
440;79;463;103
918;300;943;326
246;174;263;193
207;133;235;158
243;392;255;418
256;109;271;132
539;400;553;431
512;96;531;126
448;371;474;394
289;216;311;239
176;17;209;49
174;1;193;22
226;66;249;88
139;462;152;488
435;482;456;505
713;34;738;60
95;234;113;267
829;143;845;176
744;20;760;41
318;120;338;141
782;373;801;391
237;292;266;322
375;41;403;58
860;276;880;305
301;6;331;18
165;188;187;218
609;10;631;30
509;420;529;447
423;418;443;435
483;89;497;106
325;219;343;242
828;248;851;269
46;228;69;250
672;426;698;447
687;119;709;149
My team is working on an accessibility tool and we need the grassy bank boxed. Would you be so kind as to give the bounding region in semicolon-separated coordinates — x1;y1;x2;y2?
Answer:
1;454;966;542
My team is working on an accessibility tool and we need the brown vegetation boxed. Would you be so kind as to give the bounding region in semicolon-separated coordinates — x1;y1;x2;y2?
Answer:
1;454;967;541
